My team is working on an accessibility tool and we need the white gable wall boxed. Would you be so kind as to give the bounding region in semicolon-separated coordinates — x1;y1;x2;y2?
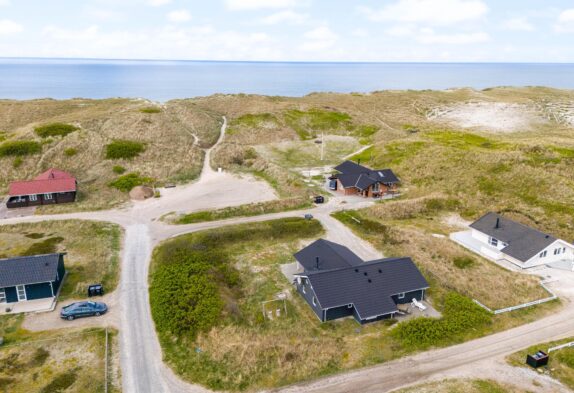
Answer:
522;239;574;268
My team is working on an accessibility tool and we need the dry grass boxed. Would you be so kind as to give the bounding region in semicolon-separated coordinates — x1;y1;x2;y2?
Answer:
394;379;525;393
0;326;120;393
0;99;220;212
0;220;121;299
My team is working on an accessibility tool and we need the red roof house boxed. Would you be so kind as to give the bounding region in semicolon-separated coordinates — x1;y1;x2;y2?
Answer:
7;169;77;208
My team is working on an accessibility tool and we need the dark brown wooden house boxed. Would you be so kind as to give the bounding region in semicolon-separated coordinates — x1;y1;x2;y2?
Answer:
7;169;77;209
329;161;399;198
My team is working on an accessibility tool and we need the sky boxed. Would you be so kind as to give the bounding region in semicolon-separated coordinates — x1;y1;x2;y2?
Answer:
0;0;573;62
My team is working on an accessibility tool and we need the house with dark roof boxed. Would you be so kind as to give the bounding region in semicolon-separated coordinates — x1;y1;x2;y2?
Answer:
293;239;429;324
467;212;574;268
329;160;399;198
0;253;66;307
6;168;77;209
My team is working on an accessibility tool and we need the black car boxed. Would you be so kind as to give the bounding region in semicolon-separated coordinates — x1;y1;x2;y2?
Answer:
60;301;108;320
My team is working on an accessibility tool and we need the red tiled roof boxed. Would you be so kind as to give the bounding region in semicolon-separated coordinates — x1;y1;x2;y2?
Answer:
9;169;76;196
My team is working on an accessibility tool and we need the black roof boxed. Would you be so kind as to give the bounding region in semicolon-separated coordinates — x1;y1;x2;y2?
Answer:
470;212;558;262
299;257;429;319
294;239;363;271
333;161;399;190
0;253;62;287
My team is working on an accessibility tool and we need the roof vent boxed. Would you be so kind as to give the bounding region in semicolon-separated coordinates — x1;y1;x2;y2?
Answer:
495;217;500;229
354;268;359;273
45;262;49;266
315;256;320;270
378;269;382;273
363;272;368;276
367;279;372;283
545;235;549;238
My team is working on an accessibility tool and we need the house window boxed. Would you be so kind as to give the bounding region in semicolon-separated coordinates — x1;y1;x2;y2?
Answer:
554;248;561;255
16;285;26;301
0;288;6;303
312;297;317;306
44;193;53;200
564;247;567;254
372;183;380;193
540;250;548;258
489;237;498;247
398;292;405;299
29;194;38;202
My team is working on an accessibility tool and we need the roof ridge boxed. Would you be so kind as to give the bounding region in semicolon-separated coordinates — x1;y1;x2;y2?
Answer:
0;253;64;262
489;212;556;240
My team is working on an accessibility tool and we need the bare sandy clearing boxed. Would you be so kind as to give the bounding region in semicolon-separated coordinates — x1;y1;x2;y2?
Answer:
428;102;548;132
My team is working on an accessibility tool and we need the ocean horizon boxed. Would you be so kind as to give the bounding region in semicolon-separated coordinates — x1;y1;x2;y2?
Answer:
1;58;573;102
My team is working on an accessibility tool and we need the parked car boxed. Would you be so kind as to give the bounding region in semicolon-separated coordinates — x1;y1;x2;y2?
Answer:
60;301;108;320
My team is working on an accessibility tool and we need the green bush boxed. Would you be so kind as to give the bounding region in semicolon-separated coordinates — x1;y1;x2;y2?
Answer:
140;107;161;114
392;292;491;350
12;157;23;168
109;173;153;192
453;256;475;269
0;140;41;157
64;148;78;157
112;165;126;174
40;368;78;393
105;140;145;159
35;123;79;138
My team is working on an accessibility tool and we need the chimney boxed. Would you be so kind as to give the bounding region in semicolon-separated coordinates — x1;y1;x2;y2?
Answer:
357;158;361;166
315;256;320;270
495;217;500;229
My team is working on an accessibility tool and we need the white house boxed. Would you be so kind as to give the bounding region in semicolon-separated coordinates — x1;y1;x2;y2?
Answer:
467;212;574;269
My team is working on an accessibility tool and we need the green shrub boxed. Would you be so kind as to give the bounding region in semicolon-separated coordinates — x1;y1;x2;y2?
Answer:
12;157;23;168
64;148;77;157
0;140;41;157
392;292;491;350
35;123;79;138
40;368;78;393
453;256;475;269
105;140;145;159
140;107;161;114
109;173;153;192
112;165;126;174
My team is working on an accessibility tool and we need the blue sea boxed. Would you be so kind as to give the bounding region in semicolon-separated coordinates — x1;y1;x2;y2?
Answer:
0;58;573;102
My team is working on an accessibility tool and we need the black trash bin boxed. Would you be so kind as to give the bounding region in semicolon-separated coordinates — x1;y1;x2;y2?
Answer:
314;195;325;204
88;284;104;297
526;350;549;368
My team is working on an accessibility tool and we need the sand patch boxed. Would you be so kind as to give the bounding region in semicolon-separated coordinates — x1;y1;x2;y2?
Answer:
428;102;548;132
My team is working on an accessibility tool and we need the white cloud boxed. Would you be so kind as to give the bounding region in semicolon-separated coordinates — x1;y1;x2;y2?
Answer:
301;26;338;51
503;17;534;31
555;9;574;33
261;10;308;25
148;0;171;6
351;28;369;38
226;0;302;11
418;29;490;44
359;0;488;26
0;19;23;35
167;10;192;23
0;0;10;6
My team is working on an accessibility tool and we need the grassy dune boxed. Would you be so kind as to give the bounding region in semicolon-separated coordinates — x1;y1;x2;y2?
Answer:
0;220;121;299
394;379;526;393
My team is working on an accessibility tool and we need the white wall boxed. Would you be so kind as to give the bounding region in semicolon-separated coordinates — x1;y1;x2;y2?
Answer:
471;229;489;244
523;239;574;268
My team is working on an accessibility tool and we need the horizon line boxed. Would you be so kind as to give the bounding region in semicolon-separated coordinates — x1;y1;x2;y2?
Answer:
1;56;574;65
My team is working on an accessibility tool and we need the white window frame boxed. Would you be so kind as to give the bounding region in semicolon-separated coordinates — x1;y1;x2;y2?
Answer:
29;194;38;202
0;288;6;303
16;285;27;301
44;193;53;200
489;237;498;247
312;296;317;306
540;250;548;258
398;292;405;299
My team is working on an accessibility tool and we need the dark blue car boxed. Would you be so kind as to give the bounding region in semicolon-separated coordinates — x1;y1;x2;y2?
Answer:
60;301;108;320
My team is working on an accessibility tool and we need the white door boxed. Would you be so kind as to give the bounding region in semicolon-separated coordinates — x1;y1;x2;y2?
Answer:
0;288;6;303
16;285;27;301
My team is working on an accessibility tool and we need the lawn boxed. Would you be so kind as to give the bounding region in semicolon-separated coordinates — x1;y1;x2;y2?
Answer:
0;220;121;300
507;338;574;390
0;315;120;393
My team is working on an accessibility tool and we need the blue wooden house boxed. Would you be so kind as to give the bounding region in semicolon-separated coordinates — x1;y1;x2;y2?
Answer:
0;253;66;305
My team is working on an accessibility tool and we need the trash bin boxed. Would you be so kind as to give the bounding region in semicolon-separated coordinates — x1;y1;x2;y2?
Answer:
314;195;325;204
88;284;104;297
526;350;549;368
304;214;314;220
